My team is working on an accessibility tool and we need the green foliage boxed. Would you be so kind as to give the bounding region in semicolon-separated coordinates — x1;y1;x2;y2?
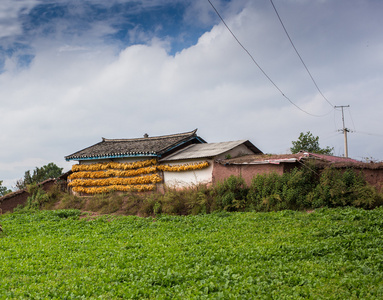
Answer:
162;185;215;215
308;167;383;209
248;166;318;211
1;208;383;298
14;166;382;215
0;180;11;196
245;166;383;212
13;183;62;213
214;176;249;211
16;162;63;190
291;131;334;154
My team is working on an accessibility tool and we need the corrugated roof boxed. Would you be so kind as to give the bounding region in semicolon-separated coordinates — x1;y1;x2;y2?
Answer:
65;129;206;161
160;140;262;161
219;152;361;165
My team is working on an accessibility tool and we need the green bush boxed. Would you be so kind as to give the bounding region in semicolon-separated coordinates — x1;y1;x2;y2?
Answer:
247;166;382;212
214;176;248;211
139;192;163;217
246;168;315;211
309;168;365;208
281;166;318;209
14;183;62;212
186;186;214;215
247;172;283;211
162;184;215;215
352;185;383;209
14;165;383;216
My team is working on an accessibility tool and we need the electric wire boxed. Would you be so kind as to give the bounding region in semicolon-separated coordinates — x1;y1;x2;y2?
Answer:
207;0;328;117
269;0;334;108
354;131;383;137
347;106;356;132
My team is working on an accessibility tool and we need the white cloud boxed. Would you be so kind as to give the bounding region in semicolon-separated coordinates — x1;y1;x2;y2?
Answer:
0;0;40;38
1;0;383;189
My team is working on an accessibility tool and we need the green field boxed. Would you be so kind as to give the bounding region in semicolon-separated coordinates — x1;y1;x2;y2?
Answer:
1;208;383;299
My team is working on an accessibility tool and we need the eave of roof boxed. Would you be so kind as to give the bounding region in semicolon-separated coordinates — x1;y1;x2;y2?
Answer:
65;129;206;161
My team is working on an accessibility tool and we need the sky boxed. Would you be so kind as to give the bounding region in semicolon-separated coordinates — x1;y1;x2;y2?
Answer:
1;0;382;189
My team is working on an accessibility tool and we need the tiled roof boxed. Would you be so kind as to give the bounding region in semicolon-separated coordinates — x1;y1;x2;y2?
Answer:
65;129;206;161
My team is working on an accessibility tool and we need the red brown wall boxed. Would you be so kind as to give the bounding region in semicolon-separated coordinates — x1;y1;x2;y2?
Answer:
0;191;30;213
212;162;383;192
212;162;288;186
356;168;383;192
0;180;56;213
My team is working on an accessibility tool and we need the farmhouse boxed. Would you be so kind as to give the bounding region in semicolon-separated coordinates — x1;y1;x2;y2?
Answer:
64;129;263;194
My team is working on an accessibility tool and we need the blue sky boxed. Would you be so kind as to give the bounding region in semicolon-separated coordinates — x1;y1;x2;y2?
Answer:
1;0;383;189
0;0;215;70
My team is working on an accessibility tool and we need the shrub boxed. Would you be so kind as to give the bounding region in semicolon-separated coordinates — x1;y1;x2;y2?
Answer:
280;166;318;209
15;183;60;212
51;209;81;219
352;185;383;209
161;184;215;215
214;176;248;211
162;189;187;215
185;184;215;215
309;168;366;208
138;192;163;217
247;172;286;211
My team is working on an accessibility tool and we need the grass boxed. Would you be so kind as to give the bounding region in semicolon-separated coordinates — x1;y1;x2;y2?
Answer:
1;207;383;299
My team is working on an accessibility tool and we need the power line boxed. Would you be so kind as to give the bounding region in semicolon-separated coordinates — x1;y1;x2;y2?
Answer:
347;106;356;132
207;0;329;117
354;131;383;137
269;0;334;108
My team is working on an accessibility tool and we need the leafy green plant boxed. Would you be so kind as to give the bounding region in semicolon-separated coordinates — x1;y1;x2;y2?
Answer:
214;176;248;211
1;208;383;298
247;172;285;211
309;168;367;208
0;180;11;196
139;192;163;217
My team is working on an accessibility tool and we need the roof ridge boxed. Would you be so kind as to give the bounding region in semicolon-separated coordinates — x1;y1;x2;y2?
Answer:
102;129;197;142
65;129;203;161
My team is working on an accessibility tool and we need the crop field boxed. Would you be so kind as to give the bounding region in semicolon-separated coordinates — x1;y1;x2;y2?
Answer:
1;208;383;299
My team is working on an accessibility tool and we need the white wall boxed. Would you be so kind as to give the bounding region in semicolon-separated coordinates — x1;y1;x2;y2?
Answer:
162;159;214;188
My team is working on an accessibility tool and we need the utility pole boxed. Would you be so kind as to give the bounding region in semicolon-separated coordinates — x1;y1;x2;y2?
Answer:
334;105;350;158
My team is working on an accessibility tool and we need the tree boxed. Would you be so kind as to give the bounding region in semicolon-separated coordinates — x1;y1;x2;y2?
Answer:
16;162;63;190
0;180;11;196
290;131;334;155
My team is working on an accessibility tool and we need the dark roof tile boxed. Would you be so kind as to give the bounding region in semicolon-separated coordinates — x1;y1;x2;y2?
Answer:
65;129;206;161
